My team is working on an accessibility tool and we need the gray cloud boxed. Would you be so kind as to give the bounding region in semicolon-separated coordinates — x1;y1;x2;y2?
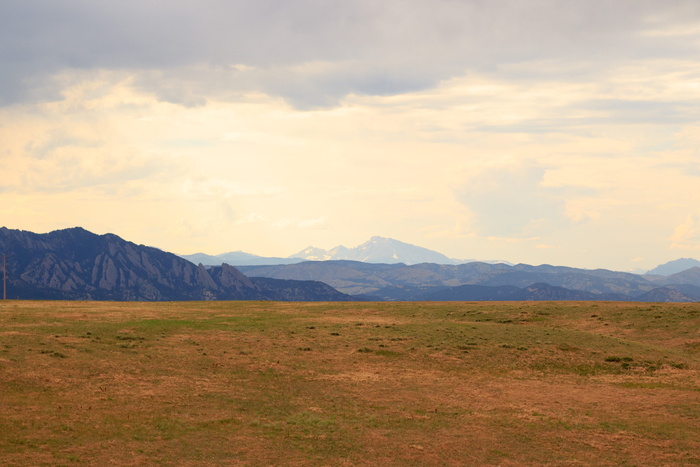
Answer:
473;98;700;134
2;1;700;107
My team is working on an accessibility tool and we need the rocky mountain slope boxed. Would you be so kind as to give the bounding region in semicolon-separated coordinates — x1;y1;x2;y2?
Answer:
0;227;354;301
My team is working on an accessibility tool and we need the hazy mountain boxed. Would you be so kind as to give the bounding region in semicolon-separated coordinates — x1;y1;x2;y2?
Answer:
423;283;603;301
238;260;700;302
238;261;649;296
635;287;700;303
651;267;700;288
647;258;700;276
4;226;699;302
182;236;511;267
421;284;526;301
290;236;462;265
247;277;354;301
180;251;302;266
366;282;631;302
0;227;354;301
661;283;700;300
180;252;221;265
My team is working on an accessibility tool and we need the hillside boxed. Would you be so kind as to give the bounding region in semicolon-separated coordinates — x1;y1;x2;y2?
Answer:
0;227;354;301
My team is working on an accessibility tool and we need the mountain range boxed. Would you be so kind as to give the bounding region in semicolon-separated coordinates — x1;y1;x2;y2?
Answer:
289;236;466;264
181;236;504;266
182;236;698;277
237;261;700;302
0;227;353;301
646;258;700;276
2;226;699;302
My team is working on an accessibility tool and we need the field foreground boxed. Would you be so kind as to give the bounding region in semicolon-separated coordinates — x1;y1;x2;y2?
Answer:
1;300;699;466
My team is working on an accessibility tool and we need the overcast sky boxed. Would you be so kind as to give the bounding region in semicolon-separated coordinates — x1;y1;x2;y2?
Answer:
1;0;700;270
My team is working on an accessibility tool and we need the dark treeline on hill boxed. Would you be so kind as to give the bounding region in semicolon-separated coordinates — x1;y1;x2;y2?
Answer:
2;226;700;302
0;227;354;301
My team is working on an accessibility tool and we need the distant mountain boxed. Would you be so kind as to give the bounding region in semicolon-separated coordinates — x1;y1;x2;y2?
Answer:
420;283;603;302
647;258;700;276
421;284;526;301
238;260;700;302
653;267;700;287
5;226;700;303
0;227;354;301
240;260;415;296
182;236;511;267
290;236;463;265
246;277;353;301
180;251;302;266
634;287;699;303
238;261;650;297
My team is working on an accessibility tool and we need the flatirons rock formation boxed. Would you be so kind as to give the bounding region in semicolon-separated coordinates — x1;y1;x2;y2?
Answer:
0;227;354;301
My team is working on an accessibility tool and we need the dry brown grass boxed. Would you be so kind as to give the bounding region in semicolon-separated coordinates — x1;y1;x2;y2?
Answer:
1;300;699;465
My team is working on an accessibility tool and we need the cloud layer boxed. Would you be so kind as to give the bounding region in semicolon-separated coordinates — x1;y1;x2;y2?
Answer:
4;1;700;107
1;1;700;270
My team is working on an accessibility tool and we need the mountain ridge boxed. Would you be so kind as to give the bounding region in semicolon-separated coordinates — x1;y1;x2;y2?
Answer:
238;260;700;302
290;236;463;265
181;236;491;267
0;227;355;301
647;258;700;276
180;235;695;274
3;226;700;302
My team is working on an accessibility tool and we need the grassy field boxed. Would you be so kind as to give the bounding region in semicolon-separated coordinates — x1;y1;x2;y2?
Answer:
1;300;699;466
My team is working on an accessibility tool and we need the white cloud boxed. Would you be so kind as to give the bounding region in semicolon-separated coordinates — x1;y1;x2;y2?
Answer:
457;161;569;237
670;214;700;250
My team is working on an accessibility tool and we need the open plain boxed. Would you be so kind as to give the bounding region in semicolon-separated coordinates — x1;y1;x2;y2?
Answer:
1;300;699;466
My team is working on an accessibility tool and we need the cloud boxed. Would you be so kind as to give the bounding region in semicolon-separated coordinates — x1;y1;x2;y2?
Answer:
670;214;700;250
2;2;700;270
3;1;700;108
457;161;593;237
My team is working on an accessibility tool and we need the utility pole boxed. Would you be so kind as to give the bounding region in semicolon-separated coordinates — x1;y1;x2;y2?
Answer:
3;253;6;300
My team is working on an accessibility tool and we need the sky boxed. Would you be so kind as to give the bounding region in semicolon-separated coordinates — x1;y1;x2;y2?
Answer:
1;0;700;271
